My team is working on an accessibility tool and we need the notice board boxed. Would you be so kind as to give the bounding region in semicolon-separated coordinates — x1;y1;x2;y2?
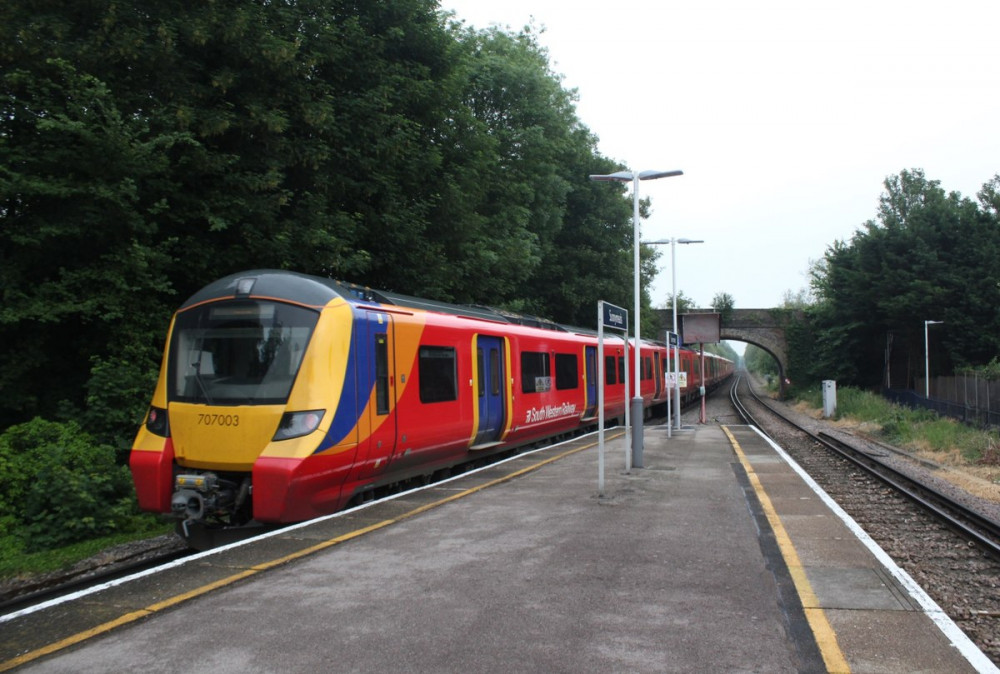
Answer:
680;313;721;344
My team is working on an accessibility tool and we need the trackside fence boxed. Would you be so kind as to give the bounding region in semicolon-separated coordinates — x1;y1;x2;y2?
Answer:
885;374;1000;428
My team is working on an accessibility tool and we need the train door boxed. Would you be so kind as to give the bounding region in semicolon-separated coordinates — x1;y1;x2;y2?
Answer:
583;346;597;419
361;312;396;477
472;335;506;448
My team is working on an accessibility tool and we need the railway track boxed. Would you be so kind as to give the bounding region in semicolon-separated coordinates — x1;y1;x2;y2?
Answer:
0;537;191;616
729;373;1000;664
731;374;1000;556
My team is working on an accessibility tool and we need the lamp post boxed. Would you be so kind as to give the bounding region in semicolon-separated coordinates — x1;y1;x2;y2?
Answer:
642;238;704;431
924;320;943;398
590;169;683;467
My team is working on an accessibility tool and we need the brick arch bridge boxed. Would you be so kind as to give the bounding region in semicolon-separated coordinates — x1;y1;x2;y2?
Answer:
655;308;802;398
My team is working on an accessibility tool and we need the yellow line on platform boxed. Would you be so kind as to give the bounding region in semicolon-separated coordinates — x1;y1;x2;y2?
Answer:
722;425;851;674
0;436;608;672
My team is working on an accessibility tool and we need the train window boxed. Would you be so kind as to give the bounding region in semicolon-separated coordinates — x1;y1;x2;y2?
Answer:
555;353;578;390
520;352;551;393
490;349;501;396
642;357;652;380
170;299;318;405
477;348;485;398
375;334;389;414
418;346;457;403
618;357;625;384
605;356;616;385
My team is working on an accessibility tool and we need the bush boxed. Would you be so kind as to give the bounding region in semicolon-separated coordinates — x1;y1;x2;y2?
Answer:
0;418;143;552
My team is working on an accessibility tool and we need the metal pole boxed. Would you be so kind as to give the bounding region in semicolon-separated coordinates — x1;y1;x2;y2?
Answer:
672;238;681;430
699;342;707;423
598;302;605;496
924;320;943;398
631;174;644;469
924;320;930;398
665;332;672;439
624;338;631;473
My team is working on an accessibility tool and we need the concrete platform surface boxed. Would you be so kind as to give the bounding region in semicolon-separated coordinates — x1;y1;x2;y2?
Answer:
3;424;996;673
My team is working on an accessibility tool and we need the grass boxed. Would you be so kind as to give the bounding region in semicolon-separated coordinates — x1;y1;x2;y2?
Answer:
0;518;173;581
794;384;1000;472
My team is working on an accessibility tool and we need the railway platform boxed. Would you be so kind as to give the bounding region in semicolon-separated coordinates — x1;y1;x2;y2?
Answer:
2;423;996;672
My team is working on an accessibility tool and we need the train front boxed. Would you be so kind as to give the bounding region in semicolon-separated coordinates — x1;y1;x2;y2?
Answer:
129;271;359;536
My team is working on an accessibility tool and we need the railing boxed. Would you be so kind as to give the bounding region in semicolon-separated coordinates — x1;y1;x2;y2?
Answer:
885;374;1000;428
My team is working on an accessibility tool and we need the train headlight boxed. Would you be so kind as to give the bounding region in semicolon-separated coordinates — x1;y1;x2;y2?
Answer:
273;410;325;441
145;406;169;437
175;473;217;492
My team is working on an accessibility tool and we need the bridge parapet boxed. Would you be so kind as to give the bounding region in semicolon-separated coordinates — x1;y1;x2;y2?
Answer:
654;308;800;398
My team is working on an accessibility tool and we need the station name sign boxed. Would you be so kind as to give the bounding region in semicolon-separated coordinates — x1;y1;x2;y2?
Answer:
601;302;628;331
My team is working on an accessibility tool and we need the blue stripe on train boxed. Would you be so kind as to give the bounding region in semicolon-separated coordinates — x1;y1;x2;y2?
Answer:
315;307;376;453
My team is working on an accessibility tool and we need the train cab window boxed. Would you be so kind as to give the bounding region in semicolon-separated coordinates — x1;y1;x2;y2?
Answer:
375;334;389;414
605;356;617;385
418;346;457;403
642;357;652;380
555;353;578;390
170;299;318;405
618;357;626;384
520;352;551;393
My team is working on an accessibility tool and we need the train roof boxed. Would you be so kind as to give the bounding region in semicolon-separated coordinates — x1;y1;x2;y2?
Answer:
179;271;731;361
180;270;568;331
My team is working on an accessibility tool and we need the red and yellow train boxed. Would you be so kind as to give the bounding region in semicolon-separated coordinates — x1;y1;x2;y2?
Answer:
130;270;732;535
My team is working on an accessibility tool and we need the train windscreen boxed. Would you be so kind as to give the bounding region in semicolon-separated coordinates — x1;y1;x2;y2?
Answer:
169;300;319;405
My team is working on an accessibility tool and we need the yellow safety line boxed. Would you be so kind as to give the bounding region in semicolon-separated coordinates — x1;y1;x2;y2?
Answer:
722;425;851;674
1;435;613;672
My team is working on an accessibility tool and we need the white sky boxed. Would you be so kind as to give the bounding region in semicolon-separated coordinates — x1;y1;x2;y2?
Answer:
439;0;1000;312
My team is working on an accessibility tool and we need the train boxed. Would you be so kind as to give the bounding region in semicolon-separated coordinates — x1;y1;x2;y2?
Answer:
129;270;733;541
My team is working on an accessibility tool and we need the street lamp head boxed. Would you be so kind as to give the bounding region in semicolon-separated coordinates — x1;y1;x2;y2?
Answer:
638;169;683;180
640;238;705;246
588;171;635;182
589;169;683;183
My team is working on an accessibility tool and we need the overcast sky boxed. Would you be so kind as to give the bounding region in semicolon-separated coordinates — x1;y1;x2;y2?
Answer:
439;0;1000;312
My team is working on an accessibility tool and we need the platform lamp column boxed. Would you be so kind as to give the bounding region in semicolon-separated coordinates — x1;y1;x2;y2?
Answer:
590;169;683;468
924;320;943;398
642;237;704;430
671;237;703;429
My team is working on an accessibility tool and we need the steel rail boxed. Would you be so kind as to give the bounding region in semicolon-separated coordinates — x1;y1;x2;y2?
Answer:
733;374;1000;559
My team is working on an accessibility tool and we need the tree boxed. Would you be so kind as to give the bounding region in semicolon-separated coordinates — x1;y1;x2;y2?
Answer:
0;58;178;431
745;344;779;377
0;0;649;444
780;288;813;309
808;169;1000;388
0;0;462;432
711;292;735;323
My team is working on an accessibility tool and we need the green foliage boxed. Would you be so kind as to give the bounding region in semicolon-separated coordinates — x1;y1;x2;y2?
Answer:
793;386;999;465
807;169;1000;388
745;344;779;377
0;419;145;552
1;0;648;441
0;525;171;580
711;293;735;324
957;357;1000;380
